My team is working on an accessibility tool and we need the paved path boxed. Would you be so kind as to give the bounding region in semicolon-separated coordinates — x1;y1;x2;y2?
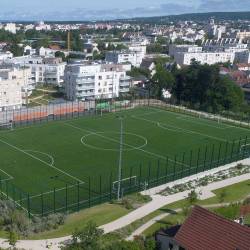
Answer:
0;159;249;250
126;202;232;241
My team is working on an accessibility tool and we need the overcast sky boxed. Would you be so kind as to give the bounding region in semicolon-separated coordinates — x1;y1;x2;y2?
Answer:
0;0;250;20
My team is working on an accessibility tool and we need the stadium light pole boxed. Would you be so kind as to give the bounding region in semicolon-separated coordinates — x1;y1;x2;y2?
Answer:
117;115;124;201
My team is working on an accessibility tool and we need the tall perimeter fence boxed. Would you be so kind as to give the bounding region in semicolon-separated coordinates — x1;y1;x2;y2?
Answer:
0;97;250;217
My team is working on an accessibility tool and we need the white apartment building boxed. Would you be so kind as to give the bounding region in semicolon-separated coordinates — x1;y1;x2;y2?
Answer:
175;52;235;66
236;31;250;40
9;56;66;86
0;51;13;62
105;44;146;67
4;23;16;34
64;63;131;101
0;67;32;110
169;45;203;57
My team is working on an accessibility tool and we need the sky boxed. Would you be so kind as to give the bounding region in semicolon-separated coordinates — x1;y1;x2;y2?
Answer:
0;0;250;21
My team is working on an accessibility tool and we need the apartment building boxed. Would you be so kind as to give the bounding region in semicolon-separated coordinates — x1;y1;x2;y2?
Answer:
9;56;66;86
169;45;203;57
175;51;235;66
4;23;16;34
0;66;32;110
105;44;146;67
64;62;131;101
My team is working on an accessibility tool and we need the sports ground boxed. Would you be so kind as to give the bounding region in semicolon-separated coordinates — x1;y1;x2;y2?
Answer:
0;105;250;215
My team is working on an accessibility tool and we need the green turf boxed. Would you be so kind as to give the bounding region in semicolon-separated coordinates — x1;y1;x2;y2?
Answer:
0;106;250;215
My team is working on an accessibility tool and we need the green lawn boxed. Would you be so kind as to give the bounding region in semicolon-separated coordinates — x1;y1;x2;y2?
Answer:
28;203;129;240
0;106;250;215
143;179;250;236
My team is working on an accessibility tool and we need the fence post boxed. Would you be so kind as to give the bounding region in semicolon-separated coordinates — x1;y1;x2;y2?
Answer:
88;177;91;208
196;148;201;173
217;143;222;167
157;159;160;184
147;161;151;186
27;194;31;219
237;137;242;160
109;172;113;201
230;140;235;161
210;144;215;169
77;181;80;212
181;152;185;178
65;184;68;212
53;187;56;213
0;176;2;198
165;157;169;182
203;145;208;171
189;150;193;175
173;155;177;180
243;136;248;158
41;193;44;217
99;175;102;204
224;141;229;164
139;163;142;190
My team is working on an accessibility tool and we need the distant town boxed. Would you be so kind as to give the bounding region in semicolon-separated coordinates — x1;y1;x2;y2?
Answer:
0;15;250;110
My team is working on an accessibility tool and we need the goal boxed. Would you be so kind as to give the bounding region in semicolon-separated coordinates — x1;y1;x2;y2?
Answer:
0;121;13;131
112;176;137;193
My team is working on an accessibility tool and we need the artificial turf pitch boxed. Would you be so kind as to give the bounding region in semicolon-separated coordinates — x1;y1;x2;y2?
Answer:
0;106;249;215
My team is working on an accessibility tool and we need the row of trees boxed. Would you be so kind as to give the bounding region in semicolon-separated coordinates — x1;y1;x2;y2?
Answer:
147;60;244;113
63;221;157;250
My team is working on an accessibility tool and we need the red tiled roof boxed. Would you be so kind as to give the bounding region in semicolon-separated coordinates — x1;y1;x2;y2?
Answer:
174;206;250;250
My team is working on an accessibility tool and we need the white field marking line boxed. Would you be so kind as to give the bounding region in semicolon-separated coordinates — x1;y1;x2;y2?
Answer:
64;122;188;167
0;188;34;216
157;122;229;143
176;115;232;129
0;138;85;184
81;132;147;152
148;106;250;132
16;182;82;202
24;150;55;166
0;168;14;182
132;115;229;143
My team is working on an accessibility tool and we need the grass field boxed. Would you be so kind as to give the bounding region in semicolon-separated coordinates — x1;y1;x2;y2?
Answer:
0;105;250;215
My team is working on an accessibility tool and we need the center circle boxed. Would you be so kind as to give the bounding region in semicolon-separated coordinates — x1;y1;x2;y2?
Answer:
80;132;147;151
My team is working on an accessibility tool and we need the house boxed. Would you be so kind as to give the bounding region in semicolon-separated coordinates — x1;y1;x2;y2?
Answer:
140;59;156;76
156;206;250;250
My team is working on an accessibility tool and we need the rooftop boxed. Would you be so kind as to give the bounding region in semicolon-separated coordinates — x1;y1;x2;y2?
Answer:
174;206;250;250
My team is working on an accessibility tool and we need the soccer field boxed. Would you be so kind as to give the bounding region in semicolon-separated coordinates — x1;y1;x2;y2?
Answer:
0;105;250;216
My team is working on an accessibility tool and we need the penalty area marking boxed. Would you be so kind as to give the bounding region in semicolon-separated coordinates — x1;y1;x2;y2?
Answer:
0;137;84;184
81;132;147;151
24;150;55;166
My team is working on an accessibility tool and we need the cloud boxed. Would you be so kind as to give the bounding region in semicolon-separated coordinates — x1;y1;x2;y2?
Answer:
198;0;250;12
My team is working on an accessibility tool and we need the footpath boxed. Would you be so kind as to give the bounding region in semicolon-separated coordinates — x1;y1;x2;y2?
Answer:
0;159;250;250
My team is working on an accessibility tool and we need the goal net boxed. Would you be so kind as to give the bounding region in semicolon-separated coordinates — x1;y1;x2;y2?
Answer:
0;122;13;131
112;176;137;193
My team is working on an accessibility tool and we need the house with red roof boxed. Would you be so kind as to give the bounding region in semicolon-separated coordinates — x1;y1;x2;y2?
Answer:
156;206;250;250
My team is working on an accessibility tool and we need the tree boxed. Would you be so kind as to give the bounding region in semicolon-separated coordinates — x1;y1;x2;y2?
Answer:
172;62;244;112
151;63;175;99
8;231;18;249
71;221;104;250
187;190;198;205
219;190;227;203
55;51;66;61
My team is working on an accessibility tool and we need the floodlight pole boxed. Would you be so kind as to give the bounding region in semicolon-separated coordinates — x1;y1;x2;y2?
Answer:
117;115;124;201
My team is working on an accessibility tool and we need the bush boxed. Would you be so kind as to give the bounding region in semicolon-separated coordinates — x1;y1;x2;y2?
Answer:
0;199;65;237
